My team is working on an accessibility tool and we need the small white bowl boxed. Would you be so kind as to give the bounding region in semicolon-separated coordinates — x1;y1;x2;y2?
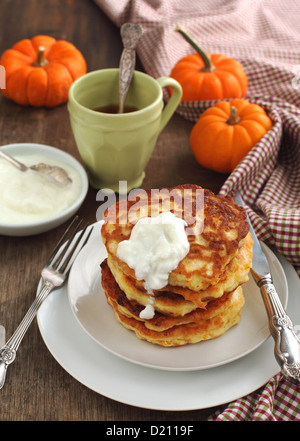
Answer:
0;143;89;236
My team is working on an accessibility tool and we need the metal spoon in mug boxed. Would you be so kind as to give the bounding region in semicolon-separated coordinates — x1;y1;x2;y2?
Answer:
118;23;143;114
0;150;72;187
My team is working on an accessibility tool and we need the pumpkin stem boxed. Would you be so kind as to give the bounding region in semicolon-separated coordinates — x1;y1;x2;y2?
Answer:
227;106;241;125
33;46;49;67
175;25;215;72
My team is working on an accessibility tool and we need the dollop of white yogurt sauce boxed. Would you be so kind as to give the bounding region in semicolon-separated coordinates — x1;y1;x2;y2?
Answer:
0;154;82;224
117;211;190;319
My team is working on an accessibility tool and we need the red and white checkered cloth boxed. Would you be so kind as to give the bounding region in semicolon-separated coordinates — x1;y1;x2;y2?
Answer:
209;373;300;421
95;0;300;420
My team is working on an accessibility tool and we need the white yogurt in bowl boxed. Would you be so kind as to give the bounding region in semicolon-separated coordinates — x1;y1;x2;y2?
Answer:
0;143;89;236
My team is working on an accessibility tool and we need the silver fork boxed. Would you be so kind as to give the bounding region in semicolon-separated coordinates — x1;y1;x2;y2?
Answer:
0;216;93;389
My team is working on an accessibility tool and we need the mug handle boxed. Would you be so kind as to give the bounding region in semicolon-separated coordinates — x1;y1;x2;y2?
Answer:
156;77;182;133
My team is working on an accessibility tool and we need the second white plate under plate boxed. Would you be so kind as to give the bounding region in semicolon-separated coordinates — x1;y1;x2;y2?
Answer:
67;222;288;372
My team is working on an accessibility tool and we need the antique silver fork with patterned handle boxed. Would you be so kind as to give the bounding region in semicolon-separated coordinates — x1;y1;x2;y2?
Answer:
0;216;93;389
234;191;300;387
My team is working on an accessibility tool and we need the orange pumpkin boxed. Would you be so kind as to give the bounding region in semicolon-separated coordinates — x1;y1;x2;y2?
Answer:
0;35;87;107
170;26;248;101
190;99;273;173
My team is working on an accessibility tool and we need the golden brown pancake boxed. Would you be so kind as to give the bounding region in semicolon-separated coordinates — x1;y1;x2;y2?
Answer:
101;260;244;333
108;289;244;347
107;256;199;316
101;184;250;292
101;259;245;347
100;184;251;347
108;231;252;310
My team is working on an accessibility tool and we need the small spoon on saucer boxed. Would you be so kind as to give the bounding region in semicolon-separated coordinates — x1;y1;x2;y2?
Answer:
118;23;143;114
0;150;72;187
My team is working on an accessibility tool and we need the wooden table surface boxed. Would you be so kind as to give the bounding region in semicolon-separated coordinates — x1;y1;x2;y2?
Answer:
0;0;228;421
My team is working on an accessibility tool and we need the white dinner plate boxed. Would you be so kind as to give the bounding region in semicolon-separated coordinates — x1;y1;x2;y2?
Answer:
37;222;299;411
66;222;288;371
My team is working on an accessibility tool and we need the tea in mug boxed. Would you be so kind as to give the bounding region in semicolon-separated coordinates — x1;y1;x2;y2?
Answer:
93;104;139;114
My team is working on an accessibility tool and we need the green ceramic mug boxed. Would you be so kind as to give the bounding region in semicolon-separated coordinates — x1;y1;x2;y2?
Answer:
68;69;182;192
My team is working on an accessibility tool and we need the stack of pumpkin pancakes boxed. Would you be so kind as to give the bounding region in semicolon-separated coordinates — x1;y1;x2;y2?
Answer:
100;184;253;347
